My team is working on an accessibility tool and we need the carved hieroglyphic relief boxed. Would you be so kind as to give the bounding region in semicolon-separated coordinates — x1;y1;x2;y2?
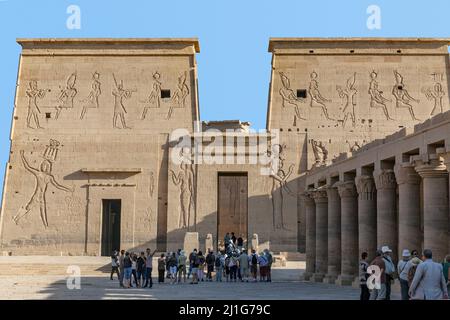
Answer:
279;72;306;121
392;70;420;121
13;140;73;227
311;139;328;168
26;80;50;129
112;74;136;129
269;144;294;230
168;71;190;120
347;141;361;153
55;72;77;120
170;147;195;229
423;73;446;116
80;72;101;120
369;71;393;120
336;73;357;128
309;71;333;120
149;171;155;198
64;192;83;225
141;72;162;120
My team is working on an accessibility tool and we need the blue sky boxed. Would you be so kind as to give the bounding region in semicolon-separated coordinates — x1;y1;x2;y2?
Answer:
0;0;449;188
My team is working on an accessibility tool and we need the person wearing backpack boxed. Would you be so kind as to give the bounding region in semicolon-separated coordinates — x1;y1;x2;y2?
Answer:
196;251;206;282
238;249;249;282
443;255;450;293
381;246;396;300
215;252;224;282
205;250;216;282
228;252;238;282
397;249;412;300
250;249;258;282
264;249;273;282
177;250;187;283
408;257;422;287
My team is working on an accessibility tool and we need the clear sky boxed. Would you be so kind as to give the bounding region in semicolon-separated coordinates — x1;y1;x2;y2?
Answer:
0;0;449;189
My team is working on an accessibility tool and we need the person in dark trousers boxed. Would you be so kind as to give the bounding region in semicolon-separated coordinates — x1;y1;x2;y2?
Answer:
359;252;370;300
158;253;166;283
110;250;120;281
205;250;216;281
188;249;197;279
144;248;156;288
231;232;237;245
136;252;146;287
118;249;125;287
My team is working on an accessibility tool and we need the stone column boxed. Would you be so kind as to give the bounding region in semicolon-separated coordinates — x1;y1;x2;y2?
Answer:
415;156;449;263
394;164;422;254
356;175;377;262
336;181;358;286
312;189;328;282
374;169;398;259
440;150;450;255
324;185;341;284
302;193;316;281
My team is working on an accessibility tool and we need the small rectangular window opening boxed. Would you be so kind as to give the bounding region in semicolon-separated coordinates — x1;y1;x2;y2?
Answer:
297;89;307;99
161;90;171;99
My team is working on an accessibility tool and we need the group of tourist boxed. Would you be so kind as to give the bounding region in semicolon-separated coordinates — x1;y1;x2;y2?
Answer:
359;246;450;300
110;232;274;288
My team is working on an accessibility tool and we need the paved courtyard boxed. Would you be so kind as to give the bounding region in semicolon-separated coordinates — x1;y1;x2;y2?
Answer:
0;261;401;300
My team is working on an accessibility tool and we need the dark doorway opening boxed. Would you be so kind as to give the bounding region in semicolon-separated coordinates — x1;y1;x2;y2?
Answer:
217;172;248;249
101;199;121;256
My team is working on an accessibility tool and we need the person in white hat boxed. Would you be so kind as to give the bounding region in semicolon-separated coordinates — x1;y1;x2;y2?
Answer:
397;249;412;300
381;246;395;300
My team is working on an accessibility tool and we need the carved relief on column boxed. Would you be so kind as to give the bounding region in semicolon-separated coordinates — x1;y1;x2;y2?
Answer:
336;180;357;198
356;175;376;201
374;169;396;190
311;188;328;204
394;163;422;256
413;154;449;263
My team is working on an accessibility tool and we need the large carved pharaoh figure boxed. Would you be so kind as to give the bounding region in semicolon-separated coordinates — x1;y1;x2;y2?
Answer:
269;144;294;230
170;147;195;230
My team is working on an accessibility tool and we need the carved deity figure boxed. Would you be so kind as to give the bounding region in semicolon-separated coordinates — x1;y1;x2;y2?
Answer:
309;71;333;120
55;72;77;119
392;70;420;121
80;72;101;120
311;140;328;167
141;72;162;120
112;74;136;129
368;71;393;120
348;141;361;152
336;73;357;128
279;72;306;120
269;144;295;230
149;171;155;198
170;148;195;229
14;141;72;227
26;80;48;129
168;71;190;120
423;77;446;116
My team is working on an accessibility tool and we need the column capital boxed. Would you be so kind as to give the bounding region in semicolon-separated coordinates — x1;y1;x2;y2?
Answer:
325;185;340;201
335;181;357;198
436;148;450;172
311;188;328;204
414;155;448;178
355;175;376;200
394;163;421;185
374;169;397;190
300;192;314;204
